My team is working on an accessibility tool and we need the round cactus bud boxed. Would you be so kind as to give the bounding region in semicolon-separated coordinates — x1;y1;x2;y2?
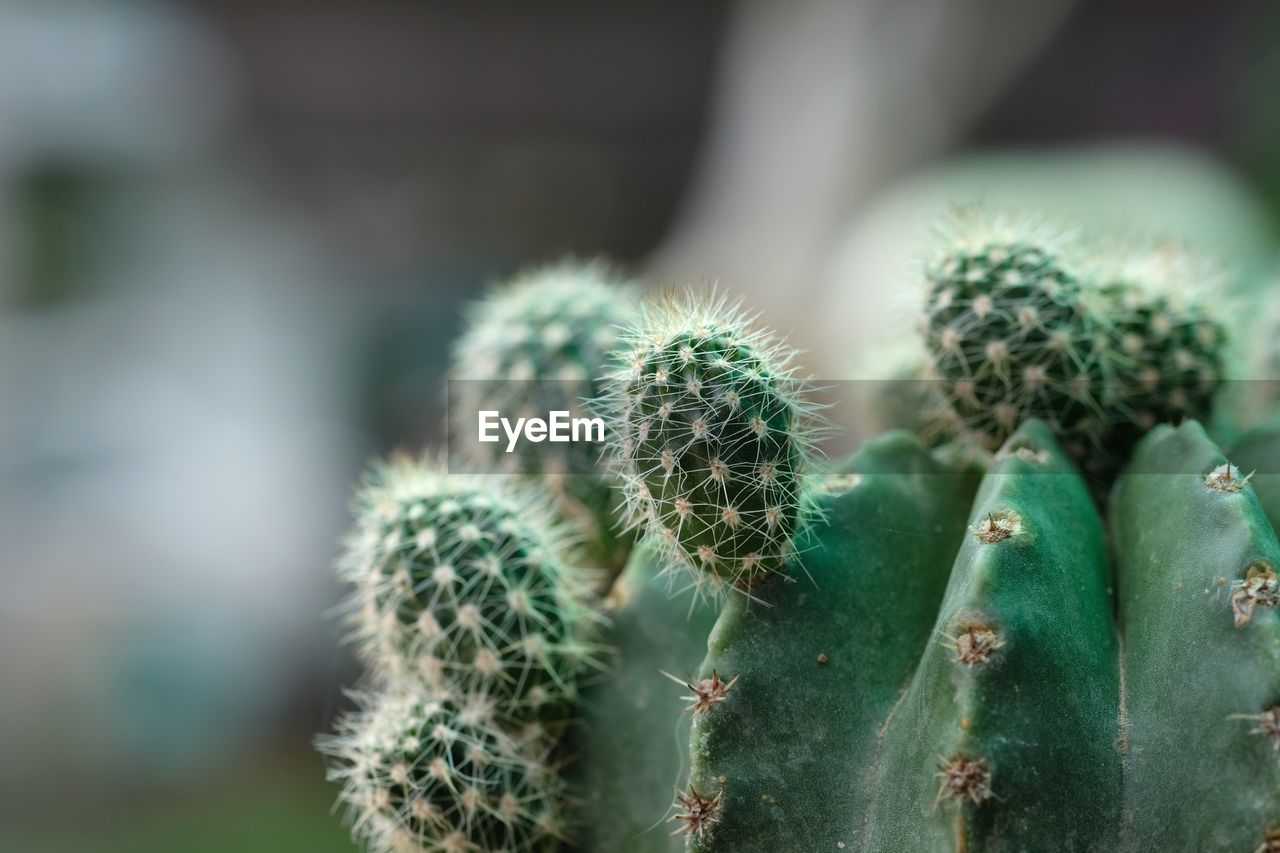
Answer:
922;213;1111;454
606;292;820;591
1101;284;1225;430
450;259;637;573
319;691;564;853
339;455;599;716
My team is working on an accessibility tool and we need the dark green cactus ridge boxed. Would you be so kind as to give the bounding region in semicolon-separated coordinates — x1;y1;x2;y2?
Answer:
1112;422;1280;851
609;294;820;591
865;420;1120;852
923;238;1111;455
340;456;599;716
682;431;982;852
565;542;719;852
450;259;638;572
319;691;564;853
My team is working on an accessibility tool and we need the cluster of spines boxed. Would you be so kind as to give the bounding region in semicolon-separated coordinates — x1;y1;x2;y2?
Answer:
449;259;637;570
319;691;565;853
1095;245;1227;432
921;211;1231;470
604;291;822;593
921;213;1111;454
327;454;600;852
338;454;600;717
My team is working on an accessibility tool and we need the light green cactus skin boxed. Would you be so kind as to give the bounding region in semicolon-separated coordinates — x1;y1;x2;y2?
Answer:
1111;421;1280;851
683;431;982;852
1229;416;1280;534
565;543;720;852
864;420;1120;852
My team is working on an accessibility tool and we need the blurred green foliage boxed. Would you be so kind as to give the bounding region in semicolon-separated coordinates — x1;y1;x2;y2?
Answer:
0;761;351;853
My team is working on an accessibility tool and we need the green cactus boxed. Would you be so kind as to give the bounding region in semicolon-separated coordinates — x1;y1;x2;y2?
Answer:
321;210;1280;853
319;691;565;853
1231;415;1280;532
338;455;599;718
1088;247;1228;476
564;542;720;852
683;430;981;851
450;259;638;574
864;420;1119;851
922;212;1110;456
1112;421;1280;850
606;292;822;592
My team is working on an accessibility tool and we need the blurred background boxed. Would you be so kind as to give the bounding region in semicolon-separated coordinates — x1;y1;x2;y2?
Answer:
3;1;1279;849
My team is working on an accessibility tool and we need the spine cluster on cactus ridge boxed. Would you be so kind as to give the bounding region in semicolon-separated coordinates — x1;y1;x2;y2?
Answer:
603;290;824;594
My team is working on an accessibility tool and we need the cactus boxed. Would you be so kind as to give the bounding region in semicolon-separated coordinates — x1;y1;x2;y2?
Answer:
321;209;1280;853
451;259;638;573
337;455;599;717
319;691;565;853
605;292;822;592
921;212;1110;455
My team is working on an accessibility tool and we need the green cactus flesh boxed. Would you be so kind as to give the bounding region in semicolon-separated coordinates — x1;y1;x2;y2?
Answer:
1111;421;1280;851
865;419;1120;852
681;431;982;852
564;543;720;852
1229;417;1280;534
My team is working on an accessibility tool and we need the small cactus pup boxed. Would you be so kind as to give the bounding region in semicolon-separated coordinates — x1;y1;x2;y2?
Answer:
921;210;1110;457
683;430;982;852
563;541;720;852
338;454;599;719
319;690;565;853
450;258;638;575
606;290;822;594
1093;244;1228;451
1111;421;1280;851
865;420;1120;851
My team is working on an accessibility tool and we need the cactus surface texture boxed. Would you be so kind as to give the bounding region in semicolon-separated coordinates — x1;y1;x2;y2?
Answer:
451;260;638;573
322;225;1280;853
606;293;821;592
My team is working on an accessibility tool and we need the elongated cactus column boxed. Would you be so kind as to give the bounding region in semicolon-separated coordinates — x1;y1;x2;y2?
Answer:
866;420;1120;851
